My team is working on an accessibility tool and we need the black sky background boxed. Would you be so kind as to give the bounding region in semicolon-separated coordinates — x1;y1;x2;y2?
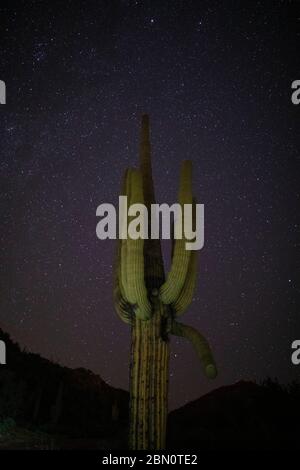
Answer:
0;0;299;409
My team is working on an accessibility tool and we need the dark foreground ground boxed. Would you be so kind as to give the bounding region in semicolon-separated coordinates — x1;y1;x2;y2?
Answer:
1;328;299;450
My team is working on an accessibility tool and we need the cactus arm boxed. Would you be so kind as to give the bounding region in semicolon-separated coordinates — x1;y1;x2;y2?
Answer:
113;284;133;324
114;239;133;324
172;250;197;316
170;320;217;379
160;160;193;304
114;168;151;322
113;169;133;324
172;198;198;316
122;169;152;320
119;168;132;297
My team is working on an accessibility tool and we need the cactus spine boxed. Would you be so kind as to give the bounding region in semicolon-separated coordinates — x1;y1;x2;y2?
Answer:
114;115;217;450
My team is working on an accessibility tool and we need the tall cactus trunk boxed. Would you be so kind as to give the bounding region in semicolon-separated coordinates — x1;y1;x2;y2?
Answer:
129;114;169;450
129;310;169;449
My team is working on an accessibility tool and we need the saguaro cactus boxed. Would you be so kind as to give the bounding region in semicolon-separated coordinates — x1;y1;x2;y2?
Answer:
114;115;217;450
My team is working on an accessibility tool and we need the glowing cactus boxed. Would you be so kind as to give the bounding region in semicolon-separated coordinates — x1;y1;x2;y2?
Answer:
114;115;217;450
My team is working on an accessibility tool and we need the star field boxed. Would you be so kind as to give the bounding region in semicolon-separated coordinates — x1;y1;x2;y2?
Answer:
0;0;299;409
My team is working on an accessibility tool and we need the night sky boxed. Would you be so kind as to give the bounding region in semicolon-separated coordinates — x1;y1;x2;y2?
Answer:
0;0;299;409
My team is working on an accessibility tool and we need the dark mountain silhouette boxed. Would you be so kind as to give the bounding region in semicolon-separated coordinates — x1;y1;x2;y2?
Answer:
0;328;129;448
168;380;300;450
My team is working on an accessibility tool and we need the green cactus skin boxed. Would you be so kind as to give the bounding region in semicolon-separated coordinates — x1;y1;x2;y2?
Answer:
159;160;193;305
171;197;198;316
170;321;217;379
120;169;151;320
113;114;217;450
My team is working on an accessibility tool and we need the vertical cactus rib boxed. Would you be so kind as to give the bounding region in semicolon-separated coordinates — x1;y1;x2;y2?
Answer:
160;342;166;450
162;339;169;446
131;317;145;448
156;330;162;448
171;320;217;379
149;310;157;448
160;160;193;304
138;320;147;448
143;322;150;448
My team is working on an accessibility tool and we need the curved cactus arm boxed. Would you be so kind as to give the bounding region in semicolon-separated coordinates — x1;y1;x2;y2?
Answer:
113;285;133;324
113;169;133;324
114;234;133;324
170;320;217;379
122;169;152;320
119;168;132;298
114;240;133;324
172;198;198;316
160;160;193;304
172;250;197;316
